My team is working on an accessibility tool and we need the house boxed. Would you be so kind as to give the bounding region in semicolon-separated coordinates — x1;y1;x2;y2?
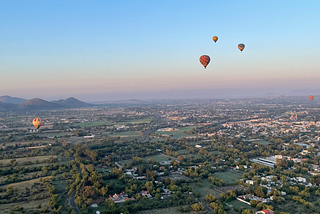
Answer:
91;204;98;208
246;180;254;185
109;193;135;203
162;188;172;195
296;177;307;183
160;161;171;165
255;209;274;214
141;191;152;198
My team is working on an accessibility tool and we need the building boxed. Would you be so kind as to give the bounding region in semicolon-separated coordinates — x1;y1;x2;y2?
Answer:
109;193;135;203
246;180;254;185
141;191;152;198
296;177;307;183
255;210;274;214
251;157;276;167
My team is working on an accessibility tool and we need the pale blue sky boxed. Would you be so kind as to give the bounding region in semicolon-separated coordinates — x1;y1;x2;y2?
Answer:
1;1;320;101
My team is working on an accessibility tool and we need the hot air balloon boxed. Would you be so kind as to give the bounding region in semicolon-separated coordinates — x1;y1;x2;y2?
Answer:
309;95;314;101
212;36;218;43
238;43;245;52
199;55;210;69
33;118;43;130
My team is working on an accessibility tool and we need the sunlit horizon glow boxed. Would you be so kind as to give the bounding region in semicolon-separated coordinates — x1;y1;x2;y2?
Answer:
1;1;320;101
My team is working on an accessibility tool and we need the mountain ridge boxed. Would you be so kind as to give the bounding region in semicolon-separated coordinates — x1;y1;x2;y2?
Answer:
0;95;27;104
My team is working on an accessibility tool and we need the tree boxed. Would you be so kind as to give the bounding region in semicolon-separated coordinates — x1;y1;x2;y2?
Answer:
101;186;108;196
155;193;161;200
242;209;254;214
190;202;204;212
105;199;115;210
205;194;216;202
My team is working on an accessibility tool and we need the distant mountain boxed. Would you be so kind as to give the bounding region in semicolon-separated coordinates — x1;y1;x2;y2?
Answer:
0;95;27;104
51;97;92;107
0;101;16;110
18;98;62;109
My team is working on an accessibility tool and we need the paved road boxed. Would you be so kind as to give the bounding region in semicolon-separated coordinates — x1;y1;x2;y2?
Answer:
69;190;81;214
140;114;161;141
68;161;82;214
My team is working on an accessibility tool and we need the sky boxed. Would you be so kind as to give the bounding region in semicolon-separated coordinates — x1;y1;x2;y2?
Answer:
1;1;320;101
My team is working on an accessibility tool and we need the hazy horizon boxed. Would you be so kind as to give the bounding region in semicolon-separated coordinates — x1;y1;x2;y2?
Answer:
1;1;320;101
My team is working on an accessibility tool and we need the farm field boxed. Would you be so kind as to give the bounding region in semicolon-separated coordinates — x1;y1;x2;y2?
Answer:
1;198;50;214
253;140;271;145
107;131;141;139
156;126;197;139
210;150;222;155
227;199;252;210
212;171;244;184
0;155;57;165
1;139;54;148
2;176;52;194
75;119;152;128
0;171;46;184
37;132;71;138
190;179;221;198
136;206;186;214
150;138;166;142
144;154;172;162
176;149;190;155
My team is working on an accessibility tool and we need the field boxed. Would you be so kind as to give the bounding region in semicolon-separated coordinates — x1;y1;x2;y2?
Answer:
76;119;152;127
253;140;271;145
1;139;54;148
0;155;57;165
0;171;43;184
136;206;186;214
144;154;172;162
210;150;222;155
190;179;221;198
212;171;244;184
156;126;197;139
107;131;141;139
177;149;190;155
1;198;50;214
227;199;252;210
2;176;52;193
76;121;114;127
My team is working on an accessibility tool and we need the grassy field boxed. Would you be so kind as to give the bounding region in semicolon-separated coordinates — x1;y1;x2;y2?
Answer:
227;199;252;210
107;131;141;139
76;119;152;127
0;171;44;184
210;151;221;155
190;179;221;198
1;139;53;147
1;198;50;214
144;154;172;162
136;206;186;214
156;126;197;139
3;176;52;194
76;121;114;127
37;132;71;138
52;176;69;209
252;140;271;145
212;171;244;184
150;138;166;142
0;155;57;165
176;149;190;155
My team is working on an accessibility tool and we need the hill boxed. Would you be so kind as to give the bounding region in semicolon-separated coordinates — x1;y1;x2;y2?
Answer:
0;95;27;104
51;97;92;107
0;101;16;110
18;98;62;109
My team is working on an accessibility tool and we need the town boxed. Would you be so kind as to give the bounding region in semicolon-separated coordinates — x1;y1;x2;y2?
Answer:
1;96;320;214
